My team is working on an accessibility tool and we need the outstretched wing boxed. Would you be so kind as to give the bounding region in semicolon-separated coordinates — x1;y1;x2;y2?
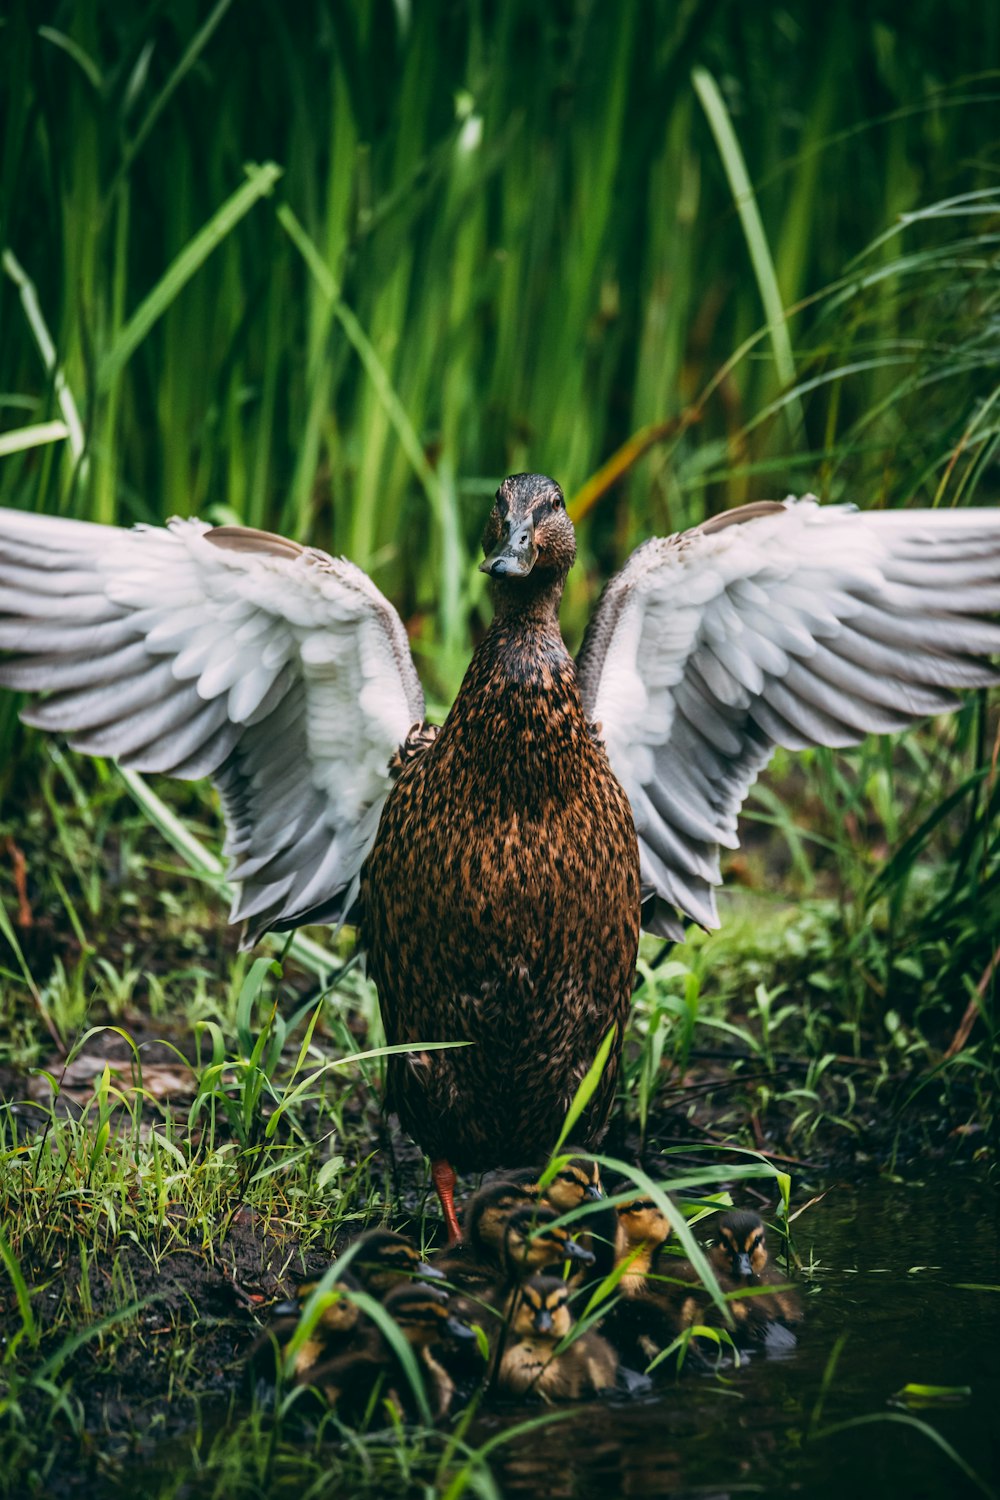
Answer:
0;508;425;944
576;498;1000;939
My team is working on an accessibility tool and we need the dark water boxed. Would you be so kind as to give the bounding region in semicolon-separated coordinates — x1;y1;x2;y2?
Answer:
473;1177;1000;1499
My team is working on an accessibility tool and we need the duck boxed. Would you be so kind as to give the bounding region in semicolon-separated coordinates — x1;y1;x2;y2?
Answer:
3;486;998;1234
675;1209;802;1342
613;1197;673;1298
500;1152;618;1286
248;1278;361;1389
344;1227;445;1298
249;1228;443;1387
496;1274;618;1401
304;1281;478;1424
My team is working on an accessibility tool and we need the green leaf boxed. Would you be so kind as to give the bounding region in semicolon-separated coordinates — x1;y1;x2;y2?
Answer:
547;1025;617;1167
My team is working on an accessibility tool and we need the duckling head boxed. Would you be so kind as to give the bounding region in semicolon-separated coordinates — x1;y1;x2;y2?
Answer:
271;1280;359;1340
480;473;576;582
503;1205;595;1277
350;1228;444;1297
382;1281;477;1348
511;1275;574;1340
542;1154;603;1211
503;1152;602;1212
465;1179;536;1261
615;1197;671;1251
713;1210;768;1281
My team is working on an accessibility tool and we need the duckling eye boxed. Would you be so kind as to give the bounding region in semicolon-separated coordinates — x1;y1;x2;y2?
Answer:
552;495;564;511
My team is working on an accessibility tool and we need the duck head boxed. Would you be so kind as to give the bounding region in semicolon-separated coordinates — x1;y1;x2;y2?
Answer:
512;1275;574;1340
382;1281;477;1347
480;473;576;582
503;1204;595;1277
350;1228;444;1296
542;1153;603;1211
713;1210;768;1281
615;1197;671;1252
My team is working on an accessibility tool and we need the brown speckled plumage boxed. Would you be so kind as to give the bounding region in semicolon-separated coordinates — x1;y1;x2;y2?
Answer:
361;474;640;1172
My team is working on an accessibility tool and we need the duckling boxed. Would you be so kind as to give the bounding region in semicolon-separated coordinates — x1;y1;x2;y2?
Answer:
502;1151;603;1209
6;489;998;1235
248;1279;361;1390
683;1210;802;1338
431;1180;536;1305
347;1227;444;1298
306;1282;478;1424
250;1229;440;1389
503;1153;617;1285
613;1197;673;1298
641;1208;800;1361
464;1180;538;1265
497;1275;617;1401
501;1204;596;1288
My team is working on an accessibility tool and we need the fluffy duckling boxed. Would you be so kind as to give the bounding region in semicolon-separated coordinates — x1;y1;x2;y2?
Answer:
657;1209;801;1358
347;1227;444;1298
504;1154;617;1285
695;1210;801;1336
498;1275;617;1401
249;1280;360;1389
432;1180;536;1303
501;1204;596;1285
250;1228;441;1388
307;1282;477;1424
614;1197;673;1297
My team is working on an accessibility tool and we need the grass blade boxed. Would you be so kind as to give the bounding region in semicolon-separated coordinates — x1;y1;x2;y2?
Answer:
692;66;804;443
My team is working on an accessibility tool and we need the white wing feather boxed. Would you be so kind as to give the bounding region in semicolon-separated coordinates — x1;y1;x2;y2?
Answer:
576;498;1000;939
0;508;424;943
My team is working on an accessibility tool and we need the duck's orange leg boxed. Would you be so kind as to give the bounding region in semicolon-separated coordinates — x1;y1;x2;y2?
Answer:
432;1158;461;1246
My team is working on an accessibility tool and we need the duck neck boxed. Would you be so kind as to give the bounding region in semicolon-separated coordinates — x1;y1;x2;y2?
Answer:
488;571;566;630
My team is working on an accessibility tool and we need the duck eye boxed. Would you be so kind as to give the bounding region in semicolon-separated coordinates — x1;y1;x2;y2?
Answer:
552;495;564;511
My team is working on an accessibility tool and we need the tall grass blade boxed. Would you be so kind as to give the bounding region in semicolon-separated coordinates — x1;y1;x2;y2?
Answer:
692;66;804;443
0;421;69;458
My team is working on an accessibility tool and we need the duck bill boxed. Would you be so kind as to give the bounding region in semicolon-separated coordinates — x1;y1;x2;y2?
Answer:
583;1184;603;1202
479;518;538;578
562;1240;595;1267
734;1251;754;1278
534;1309;554;1334
445;1315;477;1341
416;1262;446;1282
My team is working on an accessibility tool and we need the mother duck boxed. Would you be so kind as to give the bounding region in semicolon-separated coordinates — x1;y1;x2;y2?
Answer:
1;477;998;1237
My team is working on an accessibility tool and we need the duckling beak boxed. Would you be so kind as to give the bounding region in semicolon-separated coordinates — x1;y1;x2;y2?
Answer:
479;517;538;578
734;1251;754;1279
583;1184;603;1202
562;1240;596;1266
534;1308;554;1334
417;1262;446;1282
445;1315;478;1341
